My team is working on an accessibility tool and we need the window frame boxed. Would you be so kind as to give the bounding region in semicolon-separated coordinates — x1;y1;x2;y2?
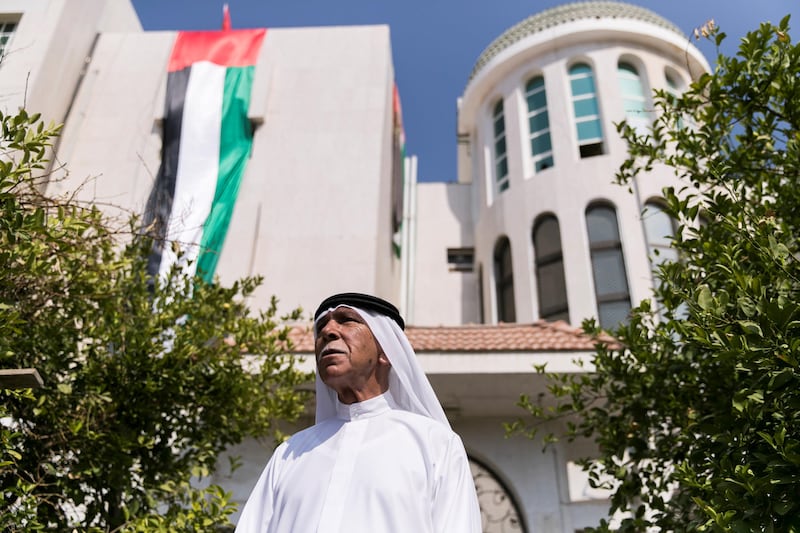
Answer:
585;204;631;328
532;215;569;322
524;75;554;173
617;61;650;133
492;99;509;193
568;62;604;158
493;236;516;323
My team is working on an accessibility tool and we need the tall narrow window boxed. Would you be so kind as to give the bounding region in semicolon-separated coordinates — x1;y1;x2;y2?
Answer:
665;73;680;94
586;205;630;328
643;202;678;281
492;100;509;193
533;215;569;322
665;71;686;129
617;62;649;133
494;237;515;322
0;21;18;59
569;63;603;158
525;76;554;172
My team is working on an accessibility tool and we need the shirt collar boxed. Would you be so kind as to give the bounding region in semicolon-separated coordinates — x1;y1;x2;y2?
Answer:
334;390;397;421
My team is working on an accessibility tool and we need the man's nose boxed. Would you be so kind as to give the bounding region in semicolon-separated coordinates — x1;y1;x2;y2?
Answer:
320;319;341;339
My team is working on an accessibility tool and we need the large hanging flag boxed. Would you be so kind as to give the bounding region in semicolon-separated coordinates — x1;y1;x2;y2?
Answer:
144;27;266;284
391;83;406;258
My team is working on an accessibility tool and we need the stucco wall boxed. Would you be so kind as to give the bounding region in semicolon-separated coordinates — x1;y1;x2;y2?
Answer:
0;0;142;124
458;19;708;326
49;24;399;318
412;181;480;325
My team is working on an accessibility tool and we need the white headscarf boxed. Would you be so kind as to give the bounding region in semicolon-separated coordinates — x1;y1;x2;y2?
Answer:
313;305;450;428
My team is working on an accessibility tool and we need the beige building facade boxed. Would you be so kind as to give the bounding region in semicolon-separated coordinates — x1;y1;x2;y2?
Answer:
0;1;708;530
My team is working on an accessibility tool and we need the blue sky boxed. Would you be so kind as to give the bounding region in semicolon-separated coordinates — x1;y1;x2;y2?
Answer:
131;0;798;183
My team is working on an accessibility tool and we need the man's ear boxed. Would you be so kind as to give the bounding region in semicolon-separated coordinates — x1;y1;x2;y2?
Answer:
378;351;391;366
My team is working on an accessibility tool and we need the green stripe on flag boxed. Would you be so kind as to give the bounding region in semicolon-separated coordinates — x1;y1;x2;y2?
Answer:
197;65;255;283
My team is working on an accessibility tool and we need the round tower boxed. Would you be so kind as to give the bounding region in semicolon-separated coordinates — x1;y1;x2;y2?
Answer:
457;1;709;327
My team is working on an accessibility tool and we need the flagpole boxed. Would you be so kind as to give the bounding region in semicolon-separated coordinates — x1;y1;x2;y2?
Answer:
222;3;231;31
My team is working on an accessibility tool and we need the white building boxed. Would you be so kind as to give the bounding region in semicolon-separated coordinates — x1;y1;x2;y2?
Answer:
0;1;708;530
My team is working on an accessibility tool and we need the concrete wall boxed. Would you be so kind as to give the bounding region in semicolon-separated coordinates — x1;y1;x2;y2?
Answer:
412;181;480;325
49;23;399;318
0;0;141;125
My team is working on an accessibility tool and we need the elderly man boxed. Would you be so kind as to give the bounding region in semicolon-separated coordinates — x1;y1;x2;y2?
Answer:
236;293;481;533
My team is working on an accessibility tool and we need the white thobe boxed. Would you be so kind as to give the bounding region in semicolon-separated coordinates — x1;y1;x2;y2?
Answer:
236;391;482;533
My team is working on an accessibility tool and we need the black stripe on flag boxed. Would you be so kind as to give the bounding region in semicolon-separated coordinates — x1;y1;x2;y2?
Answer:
143;67;191;279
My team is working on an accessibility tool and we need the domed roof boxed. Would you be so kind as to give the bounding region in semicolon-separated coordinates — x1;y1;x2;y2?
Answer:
469;1;685;81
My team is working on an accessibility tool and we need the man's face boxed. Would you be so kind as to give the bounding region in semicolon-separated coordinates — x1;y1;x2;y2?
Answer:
314;306;388;393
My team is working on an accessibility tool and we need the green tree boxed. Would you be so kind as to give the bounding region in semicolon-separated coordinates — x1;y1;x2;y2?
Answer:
511;17;800;532
0;109;311;531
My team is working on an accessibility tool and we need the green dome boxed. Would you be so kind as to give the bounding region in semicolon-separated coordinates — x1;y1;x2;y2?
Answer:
469;1;685;80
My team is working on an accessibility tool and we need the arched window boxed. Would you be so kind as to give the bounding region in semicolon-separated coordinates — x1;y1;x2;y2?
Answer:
665;71;686;129
494;237;515;322
470;457;527;532
492;100;509;193
569;63;603;158
533;215;569;322
525;76;554;172
586;204;630;328
643;202;678;281
617;62;650;133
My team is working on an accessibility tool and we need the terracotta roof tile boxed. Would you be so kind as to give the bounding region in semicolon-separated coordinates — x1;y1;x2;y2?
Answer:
287;320;614;354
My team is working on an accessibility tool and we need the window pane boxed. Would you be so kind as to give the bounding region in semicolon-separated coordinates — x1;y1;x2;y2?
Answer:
651;246;679;267
598;300;630;329
587;207;619;242
592;249;629;297
538;261;568;312
623;97;646;114
494;239;516;323
527;91;547;111
619;77;645;96
494;116;505;137
577;120;602;142
495;157;508;179
643;205;674;247
573;98;598;118
569;63;592;76
534;217;560;257
531;134;552;156
493;100;503;117
618;63;637;76
535;155;554;171
529;112;549;132
500;285;516;322
525;76;545;92
494;137;506;156
570;76;596;95
666;74;679;92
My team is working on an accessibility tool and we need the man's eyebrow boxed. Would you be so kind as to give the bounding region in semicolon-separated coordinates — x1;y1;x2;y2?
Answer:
315;314;330;333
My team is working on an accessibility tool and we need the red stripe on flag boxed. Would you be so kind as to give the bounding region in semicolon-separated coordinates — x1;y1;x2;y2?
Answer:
168;29;266;72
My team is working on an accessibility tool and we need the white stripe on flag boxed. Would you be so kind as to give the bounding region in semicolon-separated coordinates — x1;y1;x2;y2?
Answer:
160;61;226;279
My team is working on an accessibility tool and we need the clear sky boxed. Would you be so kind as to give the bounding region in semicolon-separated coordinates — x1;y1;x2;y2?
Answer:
130;0;799;183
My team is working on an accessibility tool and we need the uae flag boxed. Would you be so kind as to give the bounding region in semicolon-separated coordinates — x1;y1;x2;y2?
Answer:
390;83;406;258
144;28;266;284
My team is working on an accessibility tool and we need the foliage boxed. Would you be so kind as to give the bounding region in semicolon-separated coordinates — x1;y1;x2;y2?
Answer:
0;109;311;530
510;17;800;532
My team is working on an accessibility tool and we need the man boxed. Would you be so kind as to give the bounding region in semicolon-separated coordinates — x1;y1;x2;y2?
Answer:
236;293;482;533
